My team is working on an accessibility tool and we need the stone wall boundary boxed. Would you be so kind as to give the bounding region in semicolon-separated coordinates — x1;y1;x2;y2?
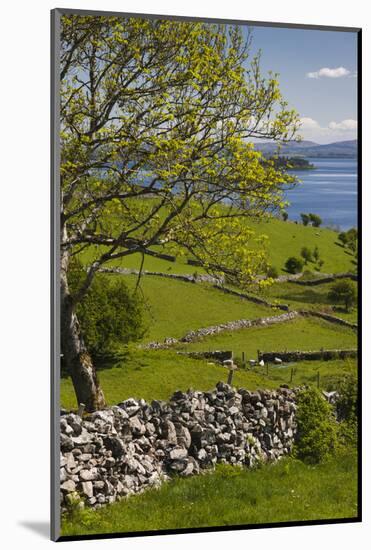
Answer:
60;384;299;511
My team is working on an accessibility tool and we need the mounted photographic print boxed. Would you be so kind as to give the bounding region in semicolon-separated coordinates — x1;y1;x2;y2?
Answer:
51;8;361;541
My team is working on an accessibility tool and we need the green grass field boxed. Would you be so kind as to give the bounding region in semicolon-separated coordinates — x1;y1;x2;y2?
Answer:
61;451;357;536
258;278;358;323
121;275;280;342
79;216;356;276
61;208;358;532
60;346;357;410
178;316;357;356
245;217;356;275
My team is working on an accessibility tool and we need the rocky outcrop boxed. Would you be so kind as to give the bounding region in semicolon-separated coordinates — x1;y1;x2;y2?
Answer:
60;384;298;511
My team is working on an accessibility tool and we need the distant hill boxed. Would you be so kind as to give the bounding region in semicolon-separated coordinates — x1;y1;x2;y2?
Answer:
254;139;357;158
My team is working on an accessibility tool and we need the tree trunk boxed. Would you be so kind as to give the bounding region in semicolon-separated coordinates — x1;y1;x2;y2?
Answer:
60;248;106;412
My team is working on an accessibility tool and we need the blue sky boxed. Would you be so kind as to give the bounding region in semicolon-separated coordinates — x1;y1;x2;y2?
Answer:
245;25;358;144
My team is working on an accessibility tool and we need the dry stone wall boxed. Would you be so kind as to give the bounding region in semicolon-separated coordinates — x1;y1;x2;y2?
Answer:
300;309;358;330
60;383;298;511
212;285;290;311
258;348;357;363
180;312;299;343
288;272;357;286
99;267;224;285
144;312;299;349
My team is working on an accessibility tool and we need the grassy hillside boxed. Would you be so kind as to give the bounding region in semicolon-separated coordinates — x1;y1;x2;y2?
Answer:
245;217;355;274
79;215;355;276
120;275;279;342
61;451;357;536
179;316;357;357
61;211;358;533
258;278;358;323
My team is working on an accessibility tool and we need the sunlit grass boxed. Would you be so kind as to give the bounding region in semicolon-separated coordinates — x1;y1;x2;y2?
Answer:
61;451;358;537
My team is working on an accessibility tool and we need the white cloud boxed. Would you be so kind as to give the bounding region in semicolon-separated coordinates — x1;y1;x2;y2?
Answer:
328;119;357;131
299;117;320;129
306;66;351;79
298;117;357;143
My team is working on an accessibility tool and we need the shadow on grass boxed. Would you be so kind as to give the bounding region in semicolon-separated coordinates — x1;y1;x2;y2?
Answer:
278;289;330;306
61;348;133;379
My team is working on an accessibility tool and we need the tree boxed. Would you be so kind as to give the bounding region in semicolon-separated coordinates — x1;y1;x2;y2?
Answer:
308;213;322;228
346;228;358;254
300;213;309;226
68;263;147;358
338;228;357;256
313;245;320;263
285;256;304;274
60;15;299;410
300;246;312;264
338;232;348;247
282;211;288;221
328;280;357;312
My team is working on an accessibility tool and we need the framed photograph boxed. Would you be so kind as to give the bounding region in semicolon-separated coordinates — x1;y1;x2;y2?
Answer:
51;8;361;541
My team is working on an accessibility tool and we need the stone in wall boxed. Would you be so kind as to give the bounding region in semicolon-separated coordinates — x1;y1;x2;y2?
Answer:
60;384;298;512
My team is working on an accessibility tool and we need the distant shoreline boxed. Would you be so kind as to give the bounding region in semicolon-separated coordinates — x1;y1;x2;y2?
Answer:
254;139;357;159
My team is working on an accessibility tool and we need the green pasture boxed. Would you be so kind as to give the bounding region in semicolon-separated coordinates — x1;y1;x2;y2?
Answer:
61;451;357;536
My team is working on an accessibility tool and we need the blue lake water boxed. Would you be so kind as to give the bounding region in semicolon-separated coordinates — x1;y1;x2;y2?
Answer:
284;158;358;231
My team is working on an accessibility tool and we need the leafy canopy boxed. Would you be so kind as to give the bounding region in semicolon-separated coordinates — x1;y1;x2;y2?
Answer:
68;262;147;356
328;280;357;311
295;387;338;464
60;15;300;300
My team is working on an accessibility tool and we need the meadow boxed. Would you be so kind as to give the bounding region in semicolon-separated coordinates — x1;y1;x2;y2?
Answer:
60;215;358;532
60;346;356;410
122;274;280;342
80;215;356;276
62;217;358;410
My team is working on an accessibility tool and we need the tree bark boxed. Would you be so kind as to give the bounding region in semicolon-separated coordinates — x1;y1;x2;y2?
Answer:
60;244;106;412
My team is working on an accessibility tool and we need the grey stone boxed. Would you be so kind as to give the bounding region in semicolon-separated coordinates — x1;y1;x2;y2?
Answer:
60;419;74;435
197;449;207;461
169;448;188;460
71;428;92;445
81;481;93;498
65;453;76;470
79;453;92;462
168;459;188;472
129;415;145;436
145;422;156;436
61;480;76;493
60;433;74;452
105;437;125;458
162;420;177;444
80;468;97;481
